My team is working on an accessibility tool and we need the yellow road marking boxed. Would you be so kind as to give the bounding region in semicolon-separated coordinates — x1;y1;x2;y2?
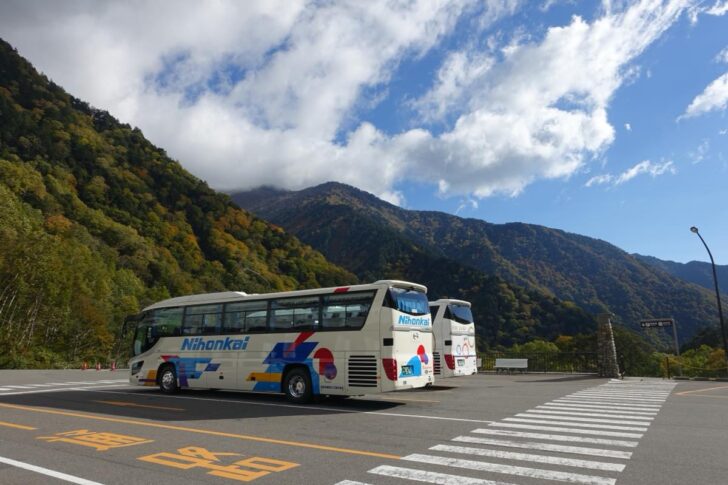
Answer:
676;385;728;396
0;402;400;460
0;419;36;430
94;400;185;412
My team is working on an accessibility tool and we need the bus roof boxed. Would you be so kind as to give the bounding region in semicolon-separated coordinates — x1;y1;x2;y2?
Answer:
142;280;427;312
430;298;471;307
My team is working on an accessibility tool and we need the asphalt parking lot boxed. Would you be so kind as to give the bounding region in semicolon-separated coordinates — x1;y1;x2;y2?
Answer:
1;370;727;485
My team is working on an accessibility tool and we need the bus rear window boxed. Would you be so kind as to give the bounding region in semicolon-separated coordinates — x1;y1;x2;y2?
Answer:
446;304;474;324
385;288;429;316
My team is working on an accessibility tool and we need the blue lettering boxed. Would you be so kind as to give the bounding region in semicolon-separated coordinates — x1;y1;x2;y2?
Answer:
180;337;250;352
397;315;430;327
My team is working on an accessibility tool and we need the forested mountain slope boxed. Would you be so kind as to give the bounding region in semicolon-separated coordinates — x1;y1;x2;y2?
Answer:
233;182;721;342
635;254;727;295
0;39;354;367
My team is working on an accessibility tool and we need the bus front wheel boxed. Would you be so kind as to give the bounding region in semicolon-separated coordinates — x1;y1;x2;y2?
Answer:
283;368;312;404
159;365;179;394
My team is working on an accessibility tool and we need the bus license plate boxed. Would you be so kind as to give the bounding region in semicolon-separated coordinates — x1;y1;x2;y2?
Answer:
400;365;414;376
457;358;465;366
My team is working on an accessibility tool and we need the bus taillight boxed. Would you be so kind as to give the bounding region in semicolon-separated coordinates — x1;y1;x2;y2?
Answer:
382;358;398;381
444;354;455;370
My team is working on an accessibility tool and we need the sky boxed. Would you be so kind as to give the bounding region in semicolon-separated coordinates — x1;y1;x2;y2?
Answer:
0;0;726;264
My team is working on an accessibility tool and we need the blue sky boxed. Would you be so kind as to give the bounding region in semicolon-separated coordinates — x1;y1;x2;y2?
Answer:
0;0;726;263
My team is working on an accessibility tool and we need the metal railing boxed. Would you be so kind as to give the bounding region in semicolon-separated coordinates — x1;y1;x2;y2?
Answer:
480;352;598;374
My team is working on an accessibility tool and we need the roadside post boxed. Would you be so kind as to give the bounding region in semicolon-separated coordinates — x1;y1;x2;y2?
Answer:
641;318;681;376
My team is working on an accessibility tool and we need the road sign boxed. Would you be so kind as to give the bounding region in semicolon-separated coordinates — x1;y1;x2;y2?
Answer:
640;318;674;328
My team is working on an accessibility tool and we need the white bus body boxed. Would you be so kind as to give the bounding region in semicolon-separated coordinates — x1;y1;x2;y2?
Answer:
127;280;434;402
429;299;478;378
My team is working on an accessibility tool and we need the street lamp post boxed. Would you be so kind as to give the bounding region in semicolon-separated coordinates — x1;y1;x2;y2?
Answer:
690;226;728;373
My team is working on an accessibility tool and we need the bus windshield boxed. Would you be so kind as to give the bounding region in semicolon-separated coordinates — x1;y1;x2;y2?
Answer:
447;304;474;324
387;287;429;315
132;307;183;356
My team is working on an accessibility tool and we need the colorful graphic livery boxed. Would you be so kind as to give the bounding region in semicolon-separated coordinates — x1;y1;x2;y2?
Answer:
429;298;478;378
126;280;434;402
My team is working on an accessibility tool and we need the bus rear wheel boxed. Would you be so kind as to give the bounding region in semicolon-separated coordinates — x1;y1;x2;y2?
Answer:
283;368;312;404
159;365;179;394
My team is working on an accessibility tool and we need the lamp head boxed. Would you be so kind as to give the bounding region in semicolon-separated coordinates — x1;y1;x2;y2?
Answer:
690;226;699;234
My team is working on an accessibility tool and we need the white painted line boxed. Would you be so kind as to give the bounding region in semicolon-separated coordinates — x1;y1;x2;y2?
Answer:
0;455;104;485
367;412;494;424
334;481;373;485
368;464;517;485
0;388;12;391
0;384;132;396
489;422;644;438
538;405;657;416
528;409;654;420
471;429;638;447
3;385;34;389
503;418;647;432
553;400;661;409
516;413;652;426
402;453;616;485
94;389;495;423
430;444;626;472
452;436;632;459
26;384;57;387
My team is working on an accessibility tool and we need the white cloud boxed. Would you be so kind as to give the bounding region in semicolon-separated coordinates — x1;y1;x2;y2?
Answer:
625;122;632;131
706;1;728;16
585;173;614;187
584;160;677;187
587;159;677;187
716;46;728;64
688;0;728;23
615;160;676;184
0;0;691;204
681;72;728;118
689;139;710;163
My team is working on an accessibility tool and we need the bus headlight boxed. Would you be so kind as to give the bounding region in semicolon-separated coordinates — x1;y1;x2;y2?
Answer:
131;361;144;375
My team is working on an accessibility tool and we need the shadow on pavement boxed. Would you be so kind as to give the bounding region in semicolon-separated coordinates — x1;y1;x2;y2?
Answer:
0;387;404;422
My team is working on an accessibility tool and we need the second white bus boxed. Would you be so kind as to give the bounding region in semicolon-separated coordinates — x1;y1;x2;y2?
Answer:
429;299;478;377
126;280;434;403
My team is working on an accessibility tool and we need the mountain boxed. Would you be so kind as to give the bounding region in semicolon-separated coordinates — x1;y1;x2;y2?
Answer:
0;39;355;367
232;182;723;343
635;255;727;295
233;186;598;348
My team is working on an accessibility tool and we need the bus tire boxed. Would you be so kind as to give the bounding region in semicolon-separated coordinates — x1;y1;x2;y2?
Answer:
159;365;179;394
283;367;312;404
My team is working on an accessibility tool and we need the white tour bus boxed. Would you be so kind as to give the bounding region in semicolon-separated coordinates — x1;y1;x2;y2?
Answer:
126;280;434;403
428;299;478;377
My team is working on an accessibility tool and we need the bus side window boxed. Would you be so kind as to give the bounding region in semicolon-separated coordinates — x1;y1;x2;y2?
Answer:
183;304;223;335
321;291;374;330
270;296;319;332
224;301;268;333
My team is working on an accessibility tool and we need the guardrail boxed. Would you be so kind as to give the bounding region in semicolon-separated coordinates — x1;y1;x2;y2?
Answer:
480;352;598;374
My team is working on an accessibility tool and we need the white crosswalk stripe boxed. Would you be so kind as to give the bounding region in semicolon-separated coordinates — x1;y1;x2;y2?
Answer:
552;399;661;408
401;453;617;485
500;418;648;432
368;465;518;485
451;435;633;459
537;404;658;415
336;380;676;484
529;409;654;420
470;428;639;447
514;413;652;425
429;444;626;471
